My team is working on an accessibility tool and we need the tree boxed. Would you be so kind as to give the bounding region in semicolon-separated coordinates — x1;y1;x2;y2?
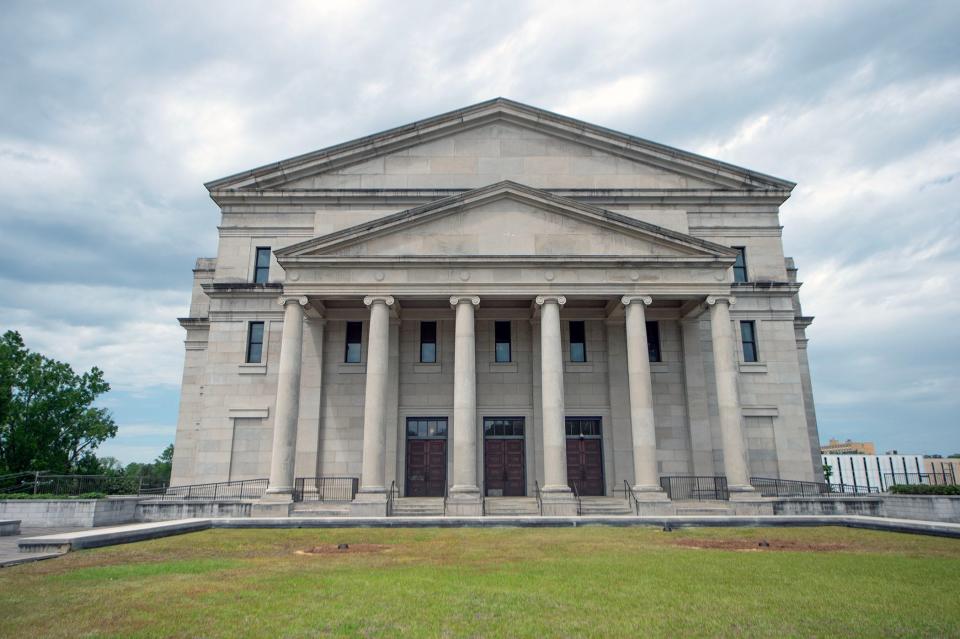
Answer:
822;463;833;483
0;330;117;474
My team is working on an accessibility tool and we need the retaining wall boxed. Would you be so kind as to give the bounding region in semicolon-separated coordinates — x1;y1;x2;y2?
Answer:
773;497;883;517
881;495;960;523
0;497;140;527
135;500;252;522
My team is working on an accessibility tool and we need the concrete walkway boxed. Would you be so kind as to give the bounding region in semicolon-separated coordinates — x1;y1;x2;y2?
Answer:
12;514;960;558
1;526;87;568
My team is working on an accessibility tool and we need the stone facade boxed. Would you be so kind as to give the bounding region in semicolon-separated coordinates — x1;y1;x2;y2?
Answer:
170;99;823;513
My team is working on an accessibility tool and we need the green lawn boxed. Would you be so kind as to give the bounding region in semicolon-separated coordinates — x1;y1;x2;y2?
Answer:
1;526;958;638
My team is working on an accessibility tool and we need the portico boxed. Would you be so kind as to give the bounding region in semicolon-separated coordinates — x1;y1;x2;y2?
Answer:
170;99;822;517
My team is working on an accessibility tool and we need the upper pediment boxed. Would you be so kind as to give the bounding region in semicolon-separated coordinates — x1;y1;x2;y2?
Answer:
276;182;739;263
207;98;794;192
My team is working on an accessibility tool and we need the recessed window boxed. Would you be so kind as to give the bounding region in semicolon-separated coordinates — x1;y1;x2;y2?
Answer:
246;322;264;363
253;247;271;284
420;321;437;363
344;321;362;363
741;320;759;362
646;321;661;363
483;417;525;438
494;321;511;363
569;320;587;362
733;247;748;283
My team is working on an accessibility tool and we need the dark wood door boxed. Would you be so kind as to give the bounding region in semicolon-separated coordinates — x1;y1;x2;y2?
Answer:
406;439;447;497
484;438;525;496
566;438;604;496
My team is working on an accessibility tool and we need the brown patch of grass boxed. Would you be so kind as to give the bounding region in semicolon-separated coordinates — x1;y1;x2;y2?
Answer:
296;543;391;555
668;537;849;552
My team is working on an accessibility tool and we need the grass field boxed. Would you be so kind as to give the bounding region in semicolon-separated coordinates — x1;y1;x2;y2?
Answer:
1;526;958;638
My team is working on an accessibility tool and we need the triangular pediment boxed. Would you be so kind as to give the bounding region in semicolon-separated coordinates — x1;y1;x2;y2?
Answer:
207;99;794;192
276;182;738;262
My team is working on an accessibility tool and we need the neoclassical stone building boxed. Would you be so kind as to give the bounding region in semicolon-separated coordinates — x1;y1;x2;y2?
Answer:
170;99;821;515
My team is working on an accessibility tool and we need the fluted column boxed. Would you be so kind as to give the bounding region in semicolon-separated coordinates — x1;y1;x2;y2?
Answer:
622;296;666;497
536;295;571;495
707;295;753;492
357;295;394;496
264;296;308;499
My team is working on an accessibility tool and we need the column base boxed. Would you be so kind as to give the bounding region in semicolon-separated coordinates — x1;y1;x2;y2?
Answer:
728;485;757;500
631;485;670;502
350;490;388;517
251;499;293;518
446;488;483;516
540;488;578;517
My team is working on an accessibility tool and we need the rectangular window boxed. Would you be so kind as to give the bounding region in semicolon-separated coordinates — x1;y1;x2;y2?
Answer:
733;247;747;283
246;322;264;363
253;247;271;284
741;320;759;362
420;321;437;363
494;320;511;363
646;320;661;362
344;321;362;363
569;320;587;362
483;417;525;438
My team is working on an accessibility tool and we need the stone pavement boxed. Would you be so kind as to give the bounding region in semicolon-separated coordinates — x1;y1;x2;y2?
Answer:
0;526;87;568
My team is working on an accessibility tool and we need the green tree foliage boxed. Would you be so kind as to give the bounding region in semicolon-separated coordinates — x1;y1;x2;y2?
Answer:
114;444;174;484
0;330;117;474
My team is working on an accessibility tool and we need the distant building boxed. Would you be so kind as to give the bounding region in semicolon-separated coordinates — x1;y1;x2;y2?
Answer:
821;454;922;491
820;438;876;455
925;458;960;483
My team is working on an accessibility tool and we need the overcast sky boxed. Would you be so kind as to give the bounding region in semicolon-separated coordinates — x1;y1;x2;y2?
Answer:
1;0;958;463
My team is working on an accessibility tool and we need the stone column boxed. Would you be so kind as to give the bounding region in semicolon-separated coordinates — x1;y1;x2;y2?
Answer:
262;296;308;505
707;295;753;494
622;296;668;499
448;296;482;515
535;295;576;514
351;295;394;515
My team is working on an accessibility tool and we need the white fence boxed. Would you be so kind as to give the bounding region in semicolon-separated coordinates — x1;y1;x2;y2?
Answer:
821;454;927;492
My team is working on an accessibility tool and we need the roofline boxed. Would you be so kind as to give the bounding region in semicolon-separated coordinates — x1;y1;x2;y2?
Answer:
204;97;796;191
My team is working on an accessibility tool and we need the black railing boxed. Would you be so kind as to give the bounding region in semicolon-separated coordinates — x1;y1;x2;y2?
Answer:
1;473;167;496
534;480;543;516
884;472;957;488
292;477;359;502
569;481;582;516
621;479;640;515
830;483;880;495
139;478;267;500
750;477;832;497
386;481;399;516
660;476;729;501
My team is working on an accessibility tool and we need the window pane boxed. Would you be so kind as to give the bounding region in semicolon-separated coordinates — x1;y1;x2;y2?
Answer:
246;322;264;363
346;321;362;343
741;321;758;362
254;248;271;284
495;321;511;343
345;343;361;363
345;321;362;363
420;321;436;343
420;343;436;363
740;320;754;343
646;320;661;362
733;247;747;283
495;342;511;363
249;322;264;344
743;343;757;363
570;343;586;363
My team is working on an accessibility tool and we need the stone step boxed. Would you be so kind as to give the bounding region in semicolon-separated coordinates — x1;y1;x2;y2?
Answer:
674;502;734;516
391;498;444;517
579;499;634;516
484;498;540;516
291;503;351;517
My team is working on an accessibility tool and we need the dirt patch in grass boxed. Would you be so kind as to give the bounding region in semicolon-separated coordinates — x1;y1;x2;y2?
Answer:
668;538;849;552
295;543;390;555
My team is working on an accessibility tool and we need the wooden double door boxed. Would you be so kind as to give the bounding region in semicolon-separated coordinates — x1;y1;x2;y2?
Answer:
565;417;605;496
405;417;447;497
483;417;526;496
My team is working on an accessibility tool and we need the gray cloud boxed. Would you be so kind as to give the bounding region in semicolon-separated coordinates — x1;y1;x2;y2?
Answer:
1;0;958;460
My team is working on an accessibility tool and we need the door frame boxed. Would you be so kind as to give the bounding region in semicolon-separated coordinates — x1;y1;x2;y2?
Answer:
565;416;605;496
482;415;527;497
403;416;449;498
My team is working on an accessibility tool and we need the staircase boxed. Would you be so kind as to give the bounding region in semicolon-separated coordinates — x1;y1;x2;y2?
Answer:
579;496;635;516
291;502;351;517
672;501;734;516
483;497;540;516
390;497;444;517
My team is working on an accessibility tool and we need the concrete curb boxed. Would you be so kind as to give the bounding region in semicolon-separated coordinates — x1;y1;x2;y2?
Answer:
14;514;960;557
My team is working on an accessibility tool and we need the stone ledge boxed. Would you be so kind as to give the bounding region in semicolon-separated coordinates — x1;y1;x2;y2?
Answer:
0;520;20;536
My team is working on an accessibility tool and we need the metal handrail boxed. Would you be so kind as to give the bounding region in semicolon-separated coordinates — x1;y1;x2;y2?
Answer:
569;481;582;516
386;480;398;516
660;476;729;501
291;476;359;502
442;482;448;516
534;480;543;516
140;478;266;501
622;479;640;515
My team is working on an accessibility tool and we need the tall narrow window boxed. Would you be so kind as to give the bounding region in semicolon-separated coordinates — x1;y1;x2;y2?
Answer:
246;322;264;363
494;320;511;363
646;320;661;363
732;247;748;283
344;321;362;363
741;320;759;362
253;247;271;284
569;320;587;362
420;321;437;363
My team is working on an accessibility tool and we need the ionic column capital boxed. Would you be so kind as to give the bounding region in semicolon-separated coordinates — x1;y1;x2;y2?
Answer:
449;295;480;308
535;295;566;307
363;295;395;308
706;295;736;307
278;295;308;307
621;295;653;307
